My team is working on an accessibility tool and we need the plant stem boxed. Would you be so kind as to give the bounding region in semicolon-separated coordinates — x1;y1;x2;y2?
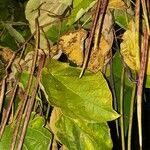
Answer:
127;82;136;150
120;67;125;150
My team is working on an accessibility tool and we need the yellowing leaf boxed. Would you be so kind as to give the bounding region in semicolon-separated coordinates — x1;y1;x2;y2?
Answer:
58;28;87;66
120;20;150;75
108;0;127;9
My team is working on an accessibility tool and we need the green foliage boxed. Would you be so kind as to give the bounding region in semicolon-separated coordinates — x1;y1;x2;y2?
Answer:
0;116;52;150
112;52;133;134
114;9;133;29
67;0;96;25
146;75;150;88
41;60;119;123
56;114;112;150
46;21;74;43
0;31;18;50
2;23;25;44
0;0;149;149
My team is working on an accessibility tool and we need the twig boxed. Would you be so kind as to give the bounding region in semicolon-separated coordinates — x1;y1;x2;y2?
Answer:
0;33;34;115
137;24;149;150
15;8;44;150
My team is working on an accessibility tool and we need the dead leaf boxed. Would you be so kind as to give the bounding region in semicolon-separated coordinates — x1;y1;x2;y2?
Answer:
0;47;14;62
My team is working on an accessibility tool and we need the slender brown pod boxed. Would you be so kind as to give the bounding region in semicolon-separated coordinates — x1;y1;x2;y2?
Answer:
137;24;149;150
79;0;108;78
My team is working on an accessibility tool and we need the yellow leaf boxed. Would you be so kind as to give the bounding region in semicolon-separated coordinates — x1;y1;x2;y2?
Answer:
120;20;150;75
58;28;87;66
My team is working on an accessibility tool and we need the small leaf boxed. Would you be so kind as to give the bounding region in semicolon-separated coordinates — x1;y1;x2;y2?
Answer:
67;0;126;25
56;115;112;150
19;71;36;92
29;115;45;128
49;107;62;141
41;60;120;123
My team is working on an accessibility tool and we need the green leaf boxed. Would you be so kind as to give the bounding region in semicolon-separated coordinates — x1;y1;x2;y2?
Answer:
67;0;96;25
114;10;133;29
0;31;18;50
2;23;25;44
46;21;74;43
41;60;120;123
56;114;112;150
0;116;52;150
